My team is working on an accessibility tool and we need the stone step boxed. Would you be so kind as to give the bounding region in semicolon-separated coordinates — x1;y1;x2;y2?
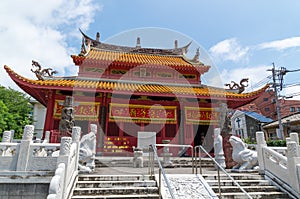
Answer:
78;174;153;182
202;173;264;180
73;186;159;196
211;185;281;193
76;180;157;188
204;171;292;198
71;194;160;199
71;174;159;199
206;179;270;186
217;191;291;199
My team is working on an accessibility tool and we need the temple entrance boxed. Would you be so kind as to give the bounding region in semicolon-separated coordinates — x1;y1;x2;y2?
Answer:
193;124;209;147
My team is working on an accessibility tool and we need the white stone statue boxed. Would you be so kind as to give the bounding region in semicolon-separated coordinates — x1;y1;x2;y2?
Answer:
229;135;258;170
79;124;97;173
213;128;226;169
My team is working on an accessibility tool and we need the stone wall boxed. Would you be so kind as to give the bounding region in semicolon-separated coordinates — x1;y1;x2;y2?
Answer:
0;184;49;199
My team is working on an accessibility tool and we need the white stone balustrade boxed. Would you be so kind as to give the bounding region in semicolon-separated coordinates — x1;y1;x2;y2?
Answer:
256;131;300;197
0;125;82;199
50;126;81;199
47;163;66;199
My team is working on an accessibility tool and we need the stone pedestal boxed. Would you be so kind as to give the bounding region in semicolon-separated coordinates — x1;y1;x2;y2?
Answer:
133;148;143;168
162;140;173;167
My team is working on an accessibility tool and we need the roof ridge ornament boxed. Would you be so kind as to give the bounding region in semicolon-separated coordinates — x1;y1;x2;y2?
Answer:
80;36;91;56
136;37;141;48
96;32;100;42
192;48;200;62
30;60;57;80
79;30;192;56
225;78;249;94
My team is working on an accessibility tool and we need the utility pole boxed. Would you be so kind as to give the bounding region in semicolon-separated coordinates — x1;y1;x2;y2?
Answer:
268;63;284;139
267;64;300;139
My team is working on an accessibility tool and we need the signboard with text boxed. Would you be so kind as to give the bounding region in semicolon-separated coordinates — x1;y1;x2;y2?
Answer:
53;100;100;121
109;103;177;124
185;107;219;125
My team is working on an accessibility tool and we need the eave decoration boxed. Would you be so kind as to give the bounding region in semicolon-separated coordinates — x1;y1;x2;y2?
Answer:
225;78;249;94
31;60;57;80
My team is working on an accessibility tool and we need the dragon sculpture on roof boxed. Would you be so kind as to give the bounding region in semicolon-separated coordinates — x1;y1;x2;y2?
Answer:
225;78;249;94
31;60;57;80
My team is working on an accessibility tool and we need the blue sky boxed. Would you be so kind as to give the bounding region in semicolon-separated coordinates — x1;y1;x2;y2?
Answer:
1;0;300;98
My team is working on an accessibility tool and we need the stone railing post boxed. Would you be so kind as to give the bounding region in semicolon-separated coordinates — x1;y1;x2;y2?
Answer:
2;131;12;143
256;131;267;174
290;132;300;154
72;126;81;171
16;125;34;171
287;141;300;193
60;137;72;156
57;137;72;199
72;127;81;144
162;140;173;167
133;148;143;168
10;130;15;142
44;131;51;143
1;131;13;156
290;132;299;144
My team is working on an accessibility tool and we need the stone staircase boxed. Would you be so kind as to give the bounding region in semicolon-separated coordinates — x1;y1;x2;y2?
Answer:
203;171;292;199
71;174;159;199
71;157;293;199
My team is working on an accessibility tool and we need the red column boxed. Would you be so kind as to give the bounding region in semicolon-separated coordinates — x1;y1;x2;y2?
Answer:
43;90;56;138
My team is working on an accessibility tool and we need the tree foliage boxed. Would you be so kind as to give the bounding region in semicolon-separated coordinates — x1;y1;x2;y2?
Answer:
0;86;33;140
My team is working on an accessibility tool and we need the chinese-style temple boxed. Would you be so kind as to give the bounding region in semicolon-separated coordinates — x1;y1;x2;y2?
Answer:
4;31;268;155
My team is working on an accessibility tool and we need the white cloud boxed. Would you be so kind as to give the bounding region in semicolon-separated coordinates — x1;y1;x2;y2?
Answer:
282;85;300;100
258;37;300;51
209;38;250;62
0;0;101;90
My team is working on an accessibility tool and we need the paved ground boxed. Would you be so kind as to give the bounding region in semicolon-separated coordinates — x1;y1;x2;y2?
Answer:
93;156;219;176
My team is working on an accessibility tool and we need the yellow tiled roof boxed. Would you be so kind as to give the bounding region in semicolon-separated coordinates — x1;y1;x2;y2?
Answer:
4;65;267;100
72;48;209;70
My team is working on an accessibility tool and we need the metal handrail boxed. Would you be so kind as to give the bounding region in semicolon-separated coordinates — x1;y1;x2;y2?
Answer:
149;144;176;199
194;145;253;199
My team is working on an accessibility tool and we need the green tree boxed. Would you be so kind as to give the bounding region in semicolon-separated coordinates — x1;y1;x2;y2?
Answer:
0;86;33;141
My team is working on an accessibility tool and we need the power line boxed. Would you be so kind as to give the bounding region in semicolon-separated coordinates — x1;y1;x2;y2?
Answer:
245;76;272;92
265;63;300;139
285;68;300;73
283;82;300;88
